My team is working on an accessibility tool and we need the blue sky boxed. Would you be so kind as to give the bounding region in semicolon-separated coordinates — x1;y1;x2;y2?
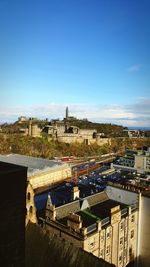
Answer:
0;0;150;127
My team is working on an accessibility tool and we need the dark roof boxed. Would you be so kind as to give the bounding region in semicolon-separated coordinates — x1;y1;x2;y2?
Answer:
57;198;128;228
90;199;127;219
78;209;97;227
55;191;108;220
35;186;73;211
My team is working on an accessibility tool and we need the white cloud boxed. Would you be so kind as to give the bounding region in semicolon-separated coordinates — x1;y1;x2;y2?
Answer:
0;98;150;127
127;64;142;73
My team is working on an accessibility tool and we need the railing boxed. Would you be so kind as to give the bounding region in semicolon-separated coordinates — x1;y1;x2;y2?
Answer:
87;223;97;234
101;217;110;226
121;208;128;216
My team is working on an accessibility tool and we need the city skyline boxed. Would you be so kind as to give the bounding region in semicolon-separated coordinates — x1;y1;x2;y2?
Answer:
0;0;150;127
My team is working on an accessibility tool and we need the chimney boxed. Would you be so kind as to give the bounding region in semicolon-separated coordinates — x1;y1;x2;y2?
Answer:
71;186;80;201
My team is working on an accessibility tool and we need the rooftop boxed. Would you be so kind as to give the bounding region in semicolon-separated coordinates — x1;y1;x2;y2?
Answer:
90;199;126;220
57;194;128;228
0;154;68;177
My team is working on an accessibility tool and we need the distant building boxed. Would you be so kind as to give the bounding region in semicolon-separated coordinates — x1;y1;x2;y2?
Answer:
134;148;150;174
113;147;150;174
56;126;110;146
28;119;41;137
18;116;27;123
119;150;137;168
18;108;110;145
127;130;145;138
0;162;27;267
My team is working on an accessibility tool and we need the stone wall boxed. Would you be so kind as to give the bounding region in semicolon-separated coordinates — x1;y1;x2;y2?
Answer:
29;165;71;190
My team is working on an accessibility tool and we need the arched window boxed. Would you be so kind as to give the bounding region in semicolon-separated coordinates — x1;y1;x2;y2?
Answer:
29;206;33;213
27;192;30;200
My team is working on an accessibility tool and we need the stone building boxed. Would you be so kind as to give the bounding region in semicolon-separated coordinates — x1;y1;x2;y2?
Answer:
56;126;110;146
20;112;111;145
134;149;150;174
0;154;72;225
26;119;41;137
113;147;150;174
0;161;27;267
18;116;27;123
26;223;115;267
45;187;138;267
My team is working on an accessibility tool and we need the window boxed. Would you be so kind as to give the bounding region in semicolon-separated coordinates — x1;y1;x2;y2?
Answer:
89;237;95;249
106;230;111;239
100;232;104;241
29;206;33;213
107;232;110;238
124;235;127;242
120;237;124;245
106;245;110;255
131;215;135;223
129;247;132;256
124;249;127;259
100;249;103;258
119;255;123;262
120;222;124;230
27;192;30;200
131;230;134;239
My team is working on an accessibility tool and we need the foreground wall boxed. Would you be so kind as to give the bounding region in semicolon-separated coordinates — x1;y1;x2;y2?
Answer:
0;162;27;267
138;194;150;267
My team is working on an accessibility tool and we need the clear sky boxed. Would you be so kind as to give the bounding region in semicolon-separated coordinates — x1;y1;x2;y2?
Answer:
0;0;150;127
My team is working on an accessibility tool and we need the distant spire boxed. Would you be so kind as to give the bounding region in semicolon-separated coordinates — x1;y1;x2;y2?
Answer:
47;193;52;205
66;106;69;119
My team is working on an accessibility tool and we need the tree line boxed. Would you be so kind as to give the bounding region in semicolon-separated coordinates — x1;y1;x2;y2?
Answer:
0;134;150;159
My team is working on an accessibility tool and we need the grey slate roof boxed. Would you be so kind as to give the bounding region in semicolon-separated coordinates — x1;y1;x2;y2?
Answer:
55;191;108;219
0;154;68;177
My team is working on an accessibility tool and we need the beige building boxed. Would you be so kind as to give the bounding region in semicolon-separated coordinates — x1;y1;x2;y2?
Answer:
0;154;72;224
45;187;138;267
28;123;41;137
21;116;111;146
42;117;111;146
106;183;150;267
18;116;27;123
134;154;150;174
57;131;111;146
